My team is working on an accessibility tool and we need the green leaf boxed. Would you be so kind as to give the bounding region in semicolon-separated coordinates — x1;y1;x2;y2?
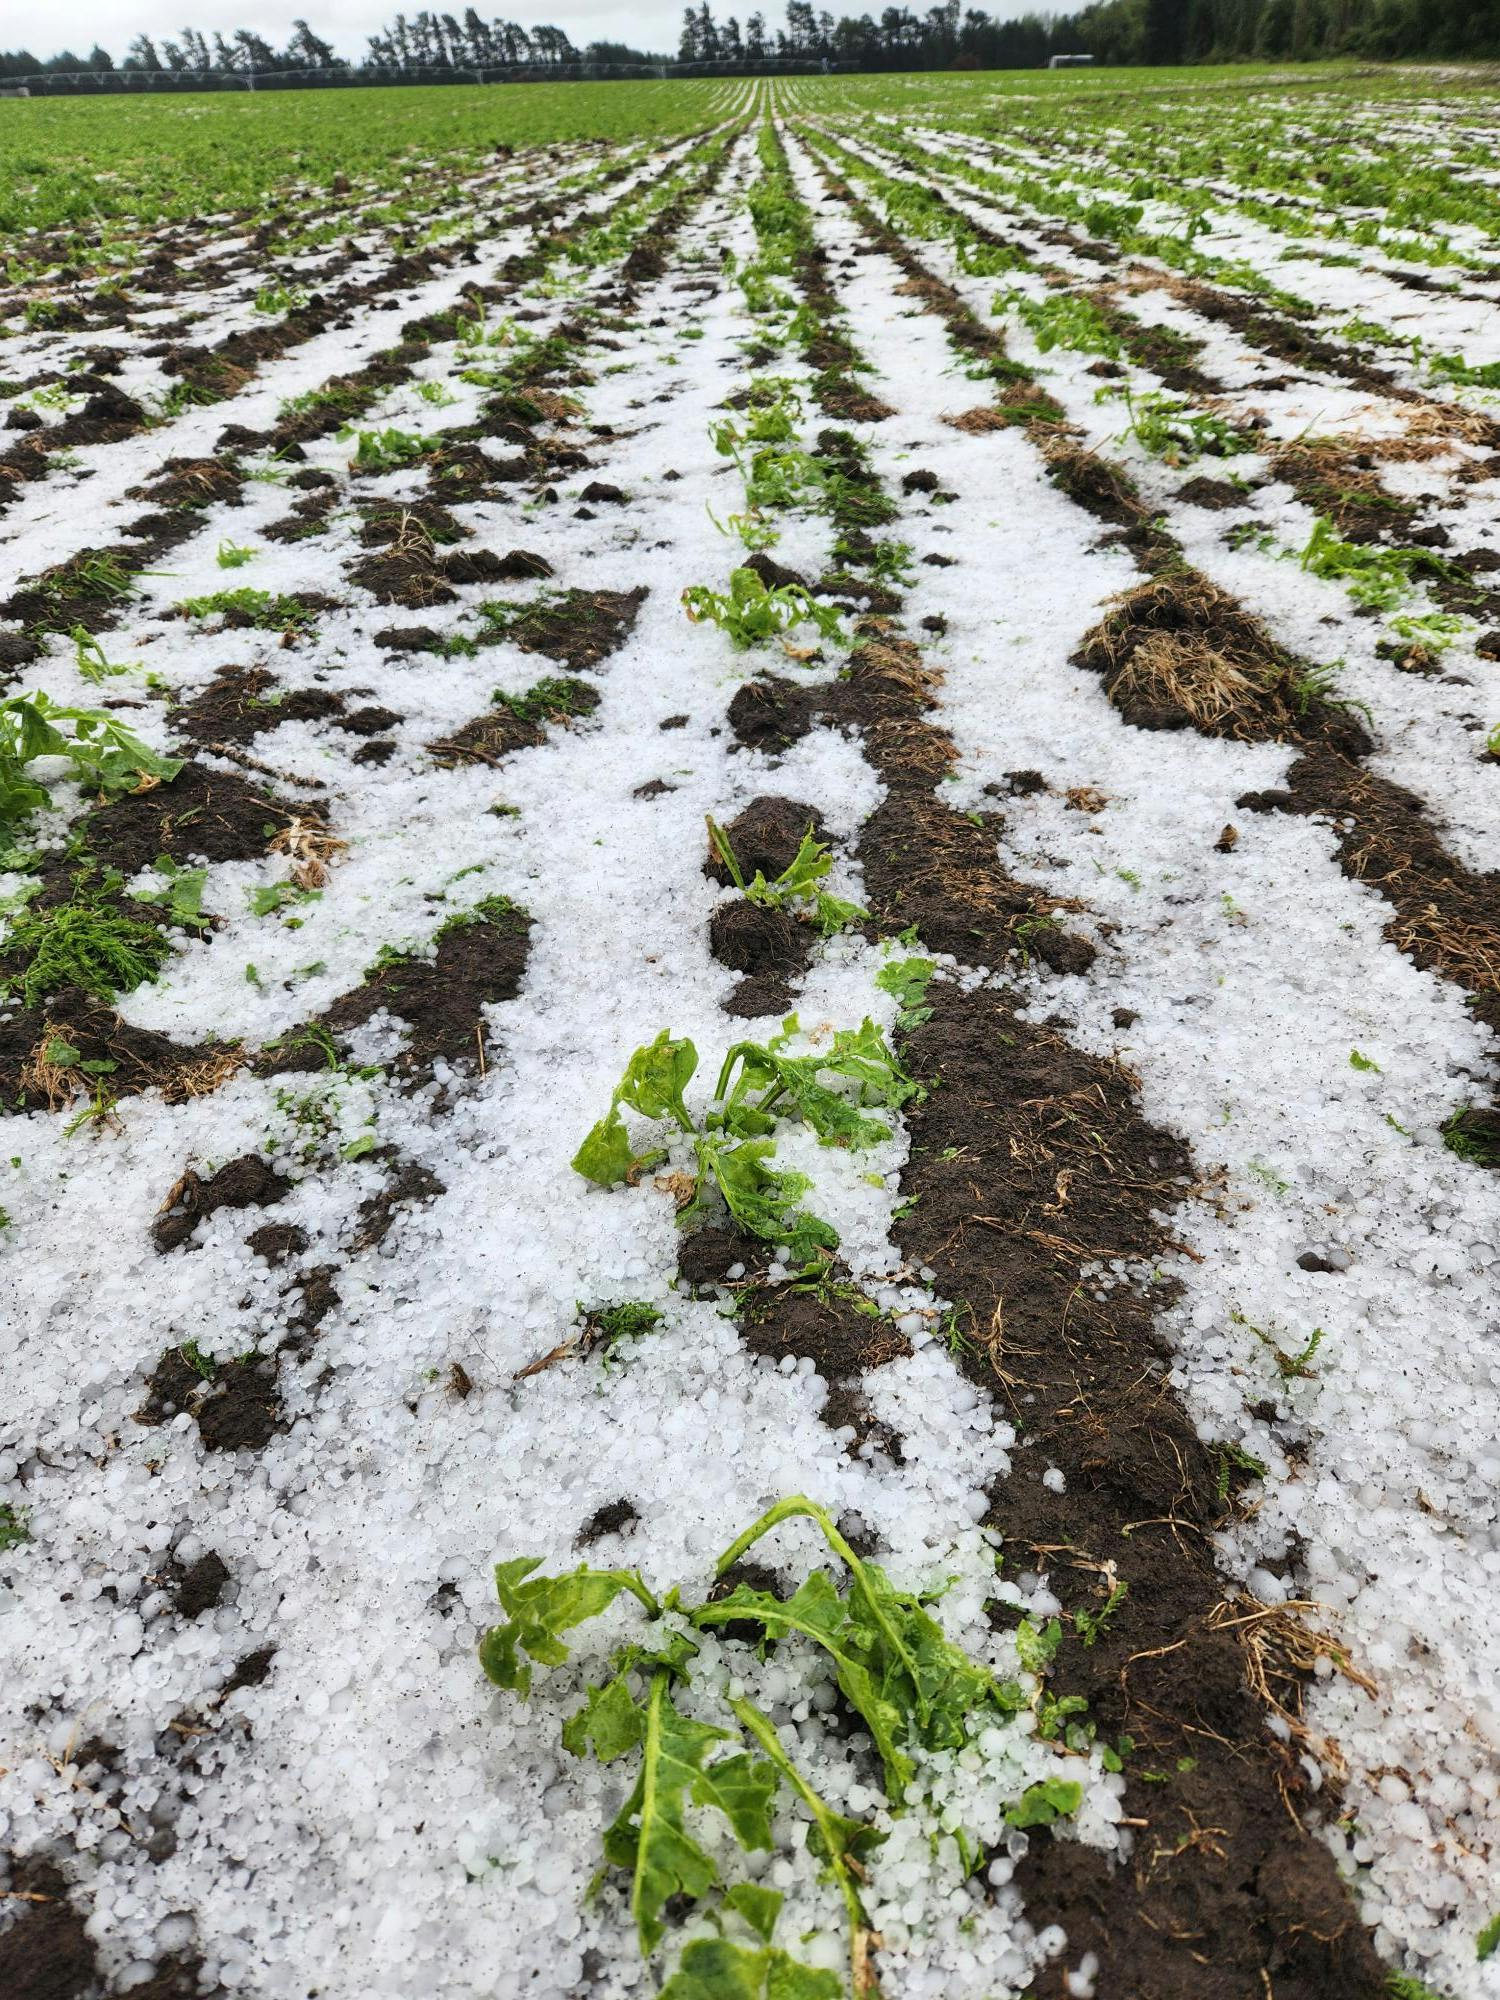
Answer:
705;1499;1016;1804
875;955;936;1029
730;1696;882;1997
1015;1615;1062;1674
1479;1910;1500;1961
562;1672;643;1763
572;1106;639;1188
658;1939;841;2000
603;1674;765;1954
1005;1777;1083;1828
723;1882;783;1943
616;1030;699;1130
692;1746;779;1850
693;1133;838;1261
698;1572;910;1799
477;1558;658;1696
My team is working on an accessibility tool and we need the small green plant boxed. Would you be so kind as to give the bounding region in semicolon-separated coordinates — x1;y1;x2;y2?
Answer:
0;692;181;829
0;1503;30;1552
706;816;865;938
996;286;1122;361
490;678;597;726
254;282;309;316
1104;385;1248;464
215;541;257;570
1074;1579;1129;1647
682;568;843;653
69;628;130;685
1480;1910;1500;1961
348;426;429;474
175;588;317;635
129;855;210;932
1442;1105;1500;1168
1232;1308;1326;1380
573;1018;915;1264
1296;516;1458;613
2;873;172;1006
1214;1441;1269;1500
479;1494;1077;1994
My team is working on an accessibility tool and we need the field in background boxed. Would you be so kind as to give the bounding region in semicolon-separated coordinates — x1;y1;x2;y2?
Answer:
2;63;1499;2000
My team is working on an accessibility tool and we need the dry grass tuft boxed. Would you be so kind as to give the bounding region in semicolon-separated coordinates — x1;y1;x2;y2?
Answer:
1209;1596;1377;1793
943;405;1010;433
269;815;348;889
1076;574;1348;745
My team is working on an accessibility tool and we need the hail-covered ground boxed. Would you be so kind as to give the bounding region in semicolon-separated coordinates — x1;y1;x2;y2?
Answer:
1;64;1499;2000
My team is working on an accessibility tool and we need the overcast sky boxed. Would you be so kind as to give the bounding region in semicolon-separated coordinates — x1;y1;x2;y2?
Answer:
4;0;693;62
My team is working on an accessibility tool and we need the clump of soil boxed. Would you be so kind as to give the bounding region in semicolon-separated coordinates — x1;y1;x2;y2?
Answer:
152;1154;292;1253
0;993;241;1114
738;1284;912;1378
136;1344;284;1453
81;762;288;876
315;901;533;1077
704;795;827;885
173;666;344;746
1075;574;1370;752
1044;442;1146;529
428;679;598;767
0;1862;97;2000
488;585;647;671
860;790;1094;976
709;900;811;1018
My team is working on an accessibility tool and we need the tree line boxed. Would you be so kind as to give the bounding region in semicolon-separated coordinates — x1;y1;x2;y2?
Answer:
2;0;1497;89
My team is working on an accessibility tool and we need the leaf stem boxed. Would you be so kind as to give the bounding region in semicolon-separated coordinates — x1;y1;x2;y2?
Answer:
730;1695;873;1997
712;1497;927;1729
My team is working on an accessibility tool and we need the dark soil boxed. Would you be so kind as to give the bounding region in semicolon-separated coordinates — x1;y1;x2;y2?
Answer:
81;763;288;876
577;1498;640;1544
350;1156;445;1252
493;585;647;671
136;1344;284;1454
1276;747;1500;1033
172;1550;231;1618
737;1284;912;1378
0;991;240;1114
314;902;533;1077
1176;475;1249;510
173;667;343;747
428;679;598;767
152;1155;292;1253
0;1863;96;2000
704;795;826;884
709;899;812;1017
894;982;1382;2000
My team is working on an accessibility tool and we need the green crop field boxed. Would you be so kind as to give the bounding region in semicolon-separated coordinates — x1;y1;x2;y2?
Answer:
2;62;1499;2000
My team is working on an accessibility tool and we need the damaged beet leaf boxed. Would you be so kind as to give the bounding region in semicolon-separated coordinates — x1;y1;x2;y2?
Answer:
707;816;866;939
572;1018;912;1258
478;1496;1064;1994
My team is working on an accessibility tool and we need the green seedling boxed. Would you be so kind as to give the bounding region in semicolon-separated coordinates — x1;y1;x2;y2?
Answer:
175;588;317;634
215;541;257;570
682;567;843;653
0;692;181;829
573;1017;915;1264
707;816;865;939
479;1494;1074;1992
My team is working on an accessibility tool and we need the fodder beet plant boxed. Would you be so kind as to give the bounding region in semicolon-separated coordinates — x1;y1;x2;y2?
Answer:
479;1494;1082;1997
